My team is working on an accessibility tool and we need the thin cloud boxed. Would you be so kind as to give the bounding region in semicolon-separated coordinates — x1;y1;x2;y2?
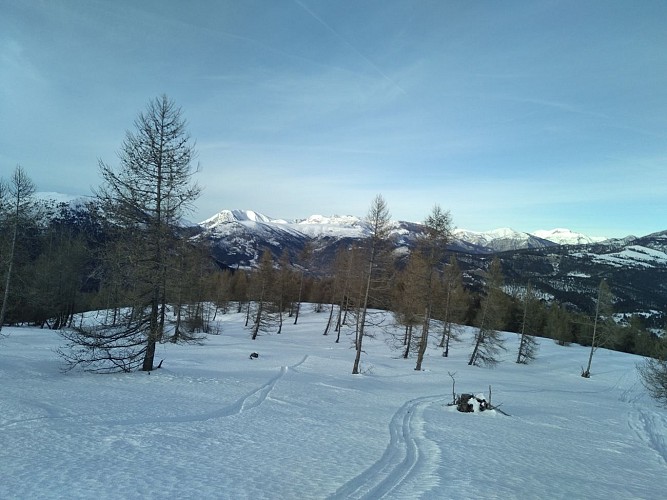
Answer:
293;0;406;95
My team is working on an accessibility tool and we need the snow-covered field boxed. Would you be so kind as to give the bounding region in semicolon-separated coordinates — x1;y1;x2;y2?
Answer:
2;308;666;499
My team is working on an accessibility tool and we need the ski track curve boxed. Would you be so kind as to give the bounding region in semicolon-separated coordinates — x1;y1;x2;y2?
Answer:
328;394;444;500
107;354;310;425
5;355;309;428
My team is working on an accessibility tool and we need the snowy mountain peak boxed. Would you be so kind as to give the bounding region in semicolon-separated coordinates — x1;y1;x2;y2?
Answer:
531;228;607;246
297;214;362;227
35;191;92;209
199;209;280;229
295;214;365;238
453;227;534;244
450;227;554;252
487;227;526;238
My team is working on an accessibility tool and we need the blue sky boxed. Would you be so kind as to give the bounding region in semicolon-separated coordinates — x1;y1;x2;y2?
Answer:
2;0;666;237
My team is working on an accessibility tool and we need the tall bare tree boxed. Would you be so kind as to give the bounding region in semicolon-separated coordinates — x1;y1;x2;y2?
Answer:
352;194;392;374
293;242;313;324
171;240;214;341
437;256;468;357
581;279;614;378
248;249;277;340
468;257;508;367
414;205;452;371
0;166;35;334
275;250;297;334
58;95;200;372
326;245;361;342
392;252;428;359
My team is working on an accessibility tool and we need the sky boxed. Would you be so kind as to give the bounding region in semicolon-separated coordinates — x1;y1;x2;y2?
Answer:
1;0;666;238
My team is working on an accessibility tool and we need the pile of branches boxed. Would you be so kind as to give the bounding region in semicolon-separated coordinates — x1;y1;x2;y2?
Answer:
447;372;510;416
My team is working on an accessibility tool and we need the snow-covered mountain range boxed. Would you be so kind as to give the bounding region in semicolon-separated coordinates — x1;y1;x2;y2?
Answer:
199;209;609;252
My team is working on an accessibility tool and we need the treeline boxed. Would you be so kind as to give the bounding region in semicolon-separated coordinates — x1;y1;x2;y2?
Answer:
207;229;663;362
0;176;214;330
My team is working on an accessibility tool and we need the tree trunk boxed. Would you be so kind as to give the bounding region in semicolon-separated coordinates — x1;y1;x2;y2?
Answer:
142;293;161;371
415;308;430;371
0;239;15;331
324;301;335;335
294;272;303;325
352;259;373;374
583;282;603;378
403;325;413;359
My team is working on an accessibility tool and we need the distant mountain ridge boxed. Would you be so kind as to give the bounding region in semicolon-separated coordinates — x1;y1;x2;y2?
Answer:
198;209;611;253
531;228;608;245
453;227;555;252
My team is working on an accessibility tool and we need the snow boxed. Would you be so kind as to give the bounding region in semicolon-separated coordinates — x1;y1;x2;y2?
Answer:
199;209;277;228
589;245;667;269
199;210;366;240
452;227;543;250
453;227;530;244
297;214;361;227
296;215;365;238
2;308;666;499
487;227;523;238
36;191;82;204
200;210;614;252
531;228;607;245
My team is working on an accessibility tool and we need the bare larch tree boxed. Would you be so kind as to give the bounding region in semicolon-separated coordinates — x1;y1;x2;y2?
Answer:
58;95;200;372
352;194;392;374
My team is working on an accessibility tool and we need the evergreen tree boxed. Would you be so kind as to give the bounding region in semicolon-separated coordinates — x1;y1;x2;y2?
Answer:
545;302;573;346
30;229;90;329
0;166;36;333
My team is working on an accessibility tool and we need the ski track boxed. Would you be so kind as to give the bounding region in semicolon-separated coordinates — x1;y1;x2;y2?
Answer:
0;399;85;429
4;355;309;429
106;354;309;425
628;407;667;466
328;394;444;500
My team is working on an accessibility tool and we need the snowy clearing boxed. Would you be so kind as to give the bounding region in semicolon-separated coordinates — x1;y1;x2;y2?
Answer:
1;307;666;499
